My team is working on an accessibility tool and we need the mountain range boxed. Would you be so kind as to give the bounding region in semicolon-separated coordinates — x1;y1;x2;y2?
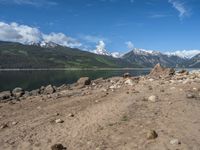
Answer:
0;41;200;69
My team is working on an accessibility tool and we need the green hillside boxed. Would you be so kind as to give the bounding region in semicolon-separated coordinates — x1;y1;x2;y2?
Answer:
0;41;140;69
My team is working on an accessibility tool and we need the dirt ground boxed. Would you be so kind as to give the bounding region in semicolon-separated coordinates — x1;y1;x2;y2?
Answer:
1;72;200;150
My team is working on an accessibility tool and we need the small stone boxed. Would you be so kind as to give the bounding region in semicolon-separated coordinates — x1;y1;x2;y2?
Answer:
170;87;176;90
37;106;41;109
51;144;66;150
149;79;154;82
68;113;74;117
186;93;196;99
0;91;12;101
148;86;153;90
148;95;158;102
147;130;158;140
193;88;198;91
44;85;55;95
0;123;8;129
160;89;165;92
170;139;181;145
12;121;18;125
55;119;64;123
124;79;134;86
55;113;60;116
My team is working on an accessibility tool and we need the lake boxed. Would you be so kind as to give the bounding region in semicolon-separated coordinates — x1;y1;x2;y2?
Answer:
0;69;151;92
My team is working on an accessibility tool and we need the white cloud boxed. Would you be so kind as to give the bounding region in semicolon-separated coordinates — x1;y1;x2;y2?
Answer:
168;0;189;19
150;14;170;19
125;41;134;50
165;50;200;58
0;22;42;44
43;33;82;48
81;35;106;43
0;21;82;48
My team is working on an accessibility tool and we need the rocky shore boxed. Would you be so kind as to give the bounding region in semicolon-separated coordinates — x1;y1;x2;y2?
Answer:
0;64;200;150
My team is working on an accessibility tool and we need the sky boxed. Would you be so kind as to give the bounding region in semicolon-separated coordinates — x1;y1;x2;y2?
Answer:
0;0;200;54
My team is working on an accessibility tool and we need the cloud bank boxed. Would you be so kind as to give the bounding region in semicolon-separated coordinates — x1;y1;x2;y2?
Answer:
0;21;81;48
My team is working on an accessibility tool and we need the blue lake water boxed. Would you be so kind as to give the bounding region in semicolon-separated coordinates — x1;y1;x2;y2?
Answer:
0;69;151;92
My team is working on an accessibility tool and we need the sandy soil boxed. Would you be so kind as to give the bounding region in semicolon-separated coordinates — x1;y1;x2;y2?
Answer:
1;72;200;150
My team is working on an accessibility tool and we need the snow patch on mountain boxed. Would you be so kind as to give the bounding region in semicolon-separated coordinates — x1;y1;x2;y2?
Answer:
111;52;122;58
132;48;161;56
93;40;110;56
165;50;200;59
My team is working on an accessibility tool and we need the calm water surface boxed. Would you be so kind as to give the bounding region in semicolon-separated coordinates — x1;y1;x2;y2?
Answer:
0;69;151;91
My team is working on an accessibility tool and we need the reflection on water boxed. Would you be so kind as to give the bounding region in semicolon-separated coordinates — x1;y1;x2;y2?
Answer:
0;69;150;91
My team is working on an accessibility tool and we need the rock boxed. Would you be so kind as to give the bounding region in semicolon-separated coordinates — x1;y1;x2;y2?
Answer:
124;79;134;86
148;86;153;90
43;85;55;95
149;63;175;78
109;84;121;89
68;113;74;117
12;88;25;98
23;91;31;97
170;139;181;145
147;130;158;140
0;123;8;129
186;93;196;99
77;77;91;86
55;119;64;123
12;121;18;125
149;78;154;82
170;87;176;90
148;95;158;102
123;72;131;78
0;91;12;101
51;144;67;150
30;89;40;96
57;84;69;91
178;69;189;75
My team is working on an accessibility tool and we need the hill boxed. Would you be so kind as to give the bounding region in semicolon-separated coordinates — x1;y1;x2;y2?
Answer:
0;41;140;69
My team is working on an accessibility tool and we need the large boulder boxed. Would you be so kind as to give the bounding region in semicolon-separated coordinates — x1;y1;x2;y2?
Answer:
30;89;40;96
149;63;175;78
12;87;25;98
0;91;12;101
43;85;55;94
123;73;131;78
77;77;91;86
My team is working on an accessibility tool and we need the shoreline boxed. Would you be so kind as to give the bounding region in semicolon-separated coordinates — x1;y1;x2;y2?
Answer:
0;67;199;71
1;65;200;149
0;68;152;71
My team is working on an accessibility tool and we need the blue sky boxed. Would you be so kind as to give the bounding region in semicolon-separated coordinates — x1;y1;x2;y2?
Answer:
0;0;200;53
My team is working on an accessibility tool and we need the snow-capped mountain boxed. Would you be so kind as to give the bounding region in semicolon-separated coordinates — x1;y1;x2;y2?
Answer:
93;41;110;56
123;48;187;67
165;50;200;59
